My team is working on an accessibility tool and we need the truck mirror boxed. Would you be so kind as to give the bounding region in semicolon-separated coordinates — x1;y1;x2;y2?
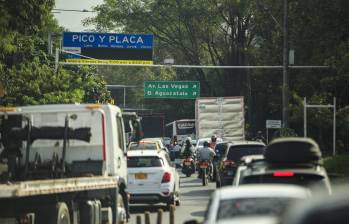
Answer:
132;120;143;142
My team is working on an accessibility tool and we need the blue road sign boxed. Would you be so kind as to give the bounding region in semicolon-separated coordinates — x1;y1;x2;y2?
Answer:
63;32;153;49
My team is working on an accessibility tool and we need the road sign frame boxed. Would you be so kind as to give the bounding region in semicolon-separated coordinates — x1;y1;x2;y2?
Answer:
266;120;282;129
144;81;200;99
61;32;154;64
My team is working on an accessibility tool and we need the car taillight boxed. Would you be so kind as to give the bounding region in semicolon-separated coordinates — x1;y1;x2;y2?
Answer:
162;172;171;183
273;171;295;177
223;160;235;166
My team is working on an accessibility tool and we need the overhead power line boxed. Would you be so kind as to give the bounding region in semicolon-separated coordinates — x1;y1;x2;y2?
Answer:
53;8;96;13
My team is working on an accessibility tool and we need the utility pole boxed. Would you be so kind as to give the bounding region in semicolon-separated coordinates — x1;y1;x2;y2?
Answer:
282;0;289;128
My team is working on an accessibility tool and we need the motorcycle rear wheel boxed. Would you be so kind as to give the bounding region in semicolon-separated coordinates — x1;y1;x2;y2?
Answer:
202;169;207;186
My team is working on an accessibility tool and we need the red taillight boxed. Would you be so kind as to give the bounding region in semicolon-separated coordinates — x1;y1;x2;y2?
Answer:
223;160;235;166
162;172;171;183
273;171;295;177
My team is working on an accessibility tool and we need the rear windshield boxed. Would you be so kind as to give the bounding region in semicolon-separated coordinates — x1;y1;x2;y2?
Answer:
129;143;157;150
217;197;297;220
241;173;328;192
227;145;265;161
127;156;163;168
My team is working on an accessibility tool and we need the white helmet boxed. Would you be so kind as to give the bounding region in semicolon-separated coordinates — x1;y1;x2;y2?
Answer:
186;136;192;142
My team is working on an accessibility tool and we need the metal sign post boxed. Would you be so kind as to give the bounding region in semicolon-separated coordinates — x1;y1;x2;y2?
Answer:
304;97;336;155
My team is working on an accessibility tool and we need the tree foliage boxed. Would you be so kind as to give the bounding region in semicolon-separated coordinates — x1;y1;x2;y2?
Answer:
92;0;348;152
0;1;111;106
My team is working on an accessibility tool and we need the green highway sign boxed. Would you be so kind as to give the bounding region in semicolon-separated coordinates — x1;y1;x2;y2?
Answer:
144;81;200;99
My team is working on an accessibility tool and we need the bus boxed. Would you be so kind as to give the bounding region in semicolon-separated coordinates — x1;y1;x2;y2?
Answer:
165;119;196;145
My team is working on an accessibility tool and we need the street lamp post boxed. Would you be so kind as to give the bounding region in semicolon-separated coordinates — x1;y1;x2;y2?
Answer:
282;0;289;128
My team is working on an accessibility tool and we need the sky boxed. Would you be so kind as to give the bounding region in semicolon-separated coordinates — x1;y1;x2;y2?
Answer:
54;0;103;32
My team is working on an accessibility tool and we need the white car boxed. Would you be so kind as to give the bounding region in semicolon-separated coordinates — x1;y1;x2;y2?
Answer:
195;137;223;151
127;150;180;208
203;184;311;224
141;137;169;152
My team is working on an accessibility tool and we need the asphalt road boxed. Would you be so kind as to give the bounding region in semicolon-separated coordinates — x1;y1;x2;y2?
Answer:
129;171;216;224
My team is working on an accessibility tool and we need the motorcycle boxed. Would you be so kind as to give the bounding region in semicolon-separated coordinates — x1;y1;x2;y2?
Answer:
199;160;211;186
181;156;196;177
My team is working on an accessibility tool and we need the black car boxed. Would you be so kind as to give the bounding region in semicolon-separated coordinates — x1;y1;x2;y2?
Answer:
233;137;332;195
216;141;266;187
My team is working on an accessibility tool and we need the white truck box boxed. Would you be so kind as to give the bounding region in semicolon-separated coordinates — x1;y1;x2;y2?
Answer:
195;97;245;142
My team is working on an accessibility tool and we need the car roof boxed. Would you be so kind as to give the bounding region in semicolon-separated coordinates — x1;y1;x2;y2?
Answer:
141;138;164;146
217;184;310;199
127;150;162;157
137;140;158;144
241;160;328;177
229;140;266;146
197;137;223;143
141;137;163;142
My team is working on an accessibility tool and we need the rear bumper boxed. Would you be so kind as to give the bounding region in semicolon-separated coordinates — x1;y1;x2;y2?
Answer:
129;193;172;204
219;167;237;184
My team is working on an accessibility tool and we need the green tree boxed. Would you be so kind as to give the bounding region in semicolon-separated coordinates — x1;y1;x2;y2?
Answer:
0;1;111;106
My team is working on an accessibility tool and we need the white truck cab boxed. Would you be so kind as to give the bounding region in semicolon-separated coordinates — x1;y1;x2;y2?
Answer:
0;104;130;224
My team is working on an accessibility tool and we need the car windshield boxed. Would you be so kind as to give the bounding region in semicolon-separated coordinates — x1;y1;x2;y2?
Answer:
127;156;163;168
227;145;265;161
217;197;296;220
129;143;158;150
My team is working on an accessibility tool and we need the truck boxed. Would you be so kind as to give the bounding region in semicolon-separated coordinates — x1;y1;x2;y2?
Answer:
140;114;165;138
165;119;196;146
0;104;134;224
195;97;245;142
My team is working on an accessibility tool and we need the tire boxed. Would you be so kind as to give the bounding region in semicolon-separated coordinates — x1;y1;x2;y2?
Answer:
117;193;127;224
216;180;221;188
175;199;180;206
118;187;129;224
186;173;191;177
174;188;180;206
212;167;217;182
202;169;207;186
166;196;176;210
37;202;71;224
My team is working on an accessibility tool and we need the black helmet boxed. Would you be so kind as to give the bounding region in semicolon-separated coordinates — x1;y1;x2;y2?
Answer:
203;141;209;147
211;135;217;142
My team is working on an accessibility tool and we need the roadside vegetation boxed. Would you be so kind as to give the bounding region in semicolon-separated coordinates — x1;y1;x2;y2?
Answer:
0;1;110;105
324;155;349;178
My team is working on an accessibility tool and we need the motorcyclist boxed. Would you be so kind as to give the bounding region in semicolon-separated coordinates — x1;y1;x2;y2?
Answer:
254;131;266;143
197;141;216;178
181;137;195;158
173;141;181;156
209;135;217;150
